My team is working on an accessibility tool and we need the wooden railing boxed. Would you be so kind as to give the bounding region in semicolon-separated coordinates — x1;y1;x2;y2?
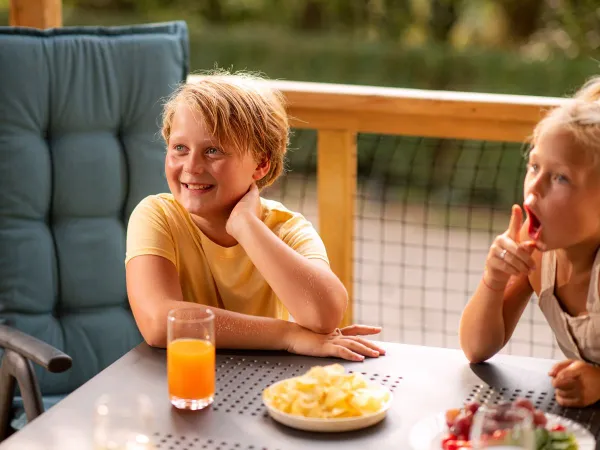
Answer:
9;0;62;29
9;3;565;327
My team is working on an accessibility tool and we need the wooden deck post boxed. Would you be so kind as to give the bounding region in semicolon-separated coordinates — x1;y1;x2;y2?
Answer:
10;0;62;28
317;130;357;327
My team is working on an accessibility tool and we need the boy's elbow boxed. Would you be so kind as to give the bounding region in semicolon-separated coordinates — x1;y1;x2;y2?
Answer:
311;287;348;334
295;314;338;334
143;332;166;349
310;321;339;335
326;285;348;326
135;313;167;349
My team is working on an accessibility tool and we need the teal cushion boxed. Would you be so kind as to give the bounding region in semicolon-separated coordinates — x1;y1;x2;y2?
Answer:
0;22;188;396
10;395;65;431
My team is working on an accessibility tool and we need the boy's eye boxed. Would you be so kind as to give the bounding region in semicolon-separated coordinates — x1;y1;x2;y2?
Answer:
173;144;186;152
205;147;221;155
527;163;539;173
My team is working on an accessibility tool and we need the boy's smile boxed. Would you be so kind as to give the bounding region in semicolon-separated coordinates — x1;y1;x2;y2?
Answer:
181;183;214;193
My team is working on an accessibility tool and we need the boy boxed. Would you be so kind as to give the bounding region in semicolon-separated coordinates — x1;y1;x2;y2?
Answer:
126;72;384;361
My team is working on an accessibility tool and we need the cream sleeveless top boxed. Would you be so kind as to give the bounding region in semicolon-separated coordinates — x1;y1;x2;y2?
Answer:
538;250;600;364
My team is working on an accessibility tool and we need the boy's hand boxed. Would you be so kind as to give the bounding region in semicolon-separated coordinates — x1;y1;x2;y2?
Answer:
285;323;386;362
483;205;537;290
226;183;261;237
549;359;600;407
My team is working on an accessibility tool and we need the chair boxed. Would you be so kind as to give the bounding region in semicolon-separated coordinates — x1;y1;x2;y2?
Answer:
0;21;189;440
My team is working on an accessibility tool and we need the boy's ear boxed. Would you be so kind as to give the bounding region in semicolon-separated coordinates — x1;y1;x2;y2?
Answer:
252;158;270;181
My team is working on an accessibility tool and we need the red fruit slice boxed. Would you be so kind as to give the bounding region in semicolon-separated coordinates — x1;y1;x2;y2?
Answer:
533;410;547;427
450;412;473;438
492;429;509;441
513;398;535;412
445;408;461;428
464;401;480;415
442;434;457;450
442;438;457;450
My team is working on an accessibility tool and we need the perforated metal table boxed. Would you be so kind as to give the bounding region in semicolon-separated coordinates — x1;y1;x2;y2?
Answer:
2;342;600;449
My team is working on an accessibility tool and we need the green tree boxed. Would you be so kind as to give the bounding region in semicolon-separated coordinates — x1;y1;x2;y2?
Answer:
429;0;460;43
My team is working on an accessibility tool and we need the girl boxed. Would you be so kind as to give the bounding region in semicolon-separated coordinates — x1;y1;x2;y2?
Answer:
460;76;600;407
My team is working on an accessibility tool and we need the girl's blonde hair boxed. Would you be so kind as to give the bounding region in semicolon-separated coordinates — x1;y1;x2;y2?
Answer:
162;71;289;189
532;76;600;156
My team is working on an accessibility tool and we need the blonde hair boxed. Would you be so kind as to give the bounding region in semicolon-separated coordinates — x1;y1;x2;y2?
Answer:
532;76;600;157
162;71;289;189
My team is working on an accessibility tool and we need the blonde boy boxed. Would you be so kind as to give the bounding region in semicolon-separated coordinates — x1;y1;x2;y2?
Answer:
126;72;384;361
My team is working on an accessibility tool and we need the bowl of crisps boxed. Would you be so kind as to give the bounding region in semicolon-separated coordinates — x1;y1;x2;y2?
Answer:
262;364;393;432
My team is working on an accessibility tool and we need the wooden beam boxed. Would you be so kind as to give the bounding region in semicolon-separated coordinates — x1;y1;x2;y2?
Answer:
317;130;356;327
287;109;537;142
10;0;62;28
278;81;563;143
189;76;565;143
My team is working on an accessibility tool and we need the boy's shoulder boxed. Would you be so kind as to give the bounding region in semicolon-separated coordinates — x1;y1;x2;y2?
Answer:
133;193;182;218
260;197;300;221
260;197;316;233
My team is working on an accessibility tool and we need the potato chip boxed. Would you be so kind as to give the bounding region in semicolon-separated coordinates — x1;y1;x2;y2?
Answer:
263;364;391;419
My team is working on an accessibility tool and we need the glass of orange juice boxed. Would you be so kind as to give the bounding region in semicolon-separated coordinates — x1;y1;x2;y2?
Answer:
167;307;215;410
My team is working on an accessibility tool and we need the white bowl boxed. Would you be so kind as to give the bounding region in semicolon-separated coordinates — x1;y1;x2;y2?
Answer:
408;411;595;450
262;379;393;433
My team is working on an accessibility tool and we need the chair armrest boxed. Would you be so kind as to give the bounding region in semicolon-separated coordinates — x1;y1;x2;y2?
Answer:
0;325;71;373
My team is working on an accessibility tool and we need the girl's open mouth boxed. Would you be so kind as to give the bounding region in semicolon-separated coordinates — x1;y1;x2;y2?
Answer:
524;205;542;241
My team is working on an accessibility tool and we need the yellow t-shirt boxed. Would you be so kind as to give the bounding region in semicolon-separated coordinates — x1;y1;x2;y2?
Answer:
125;194;329;320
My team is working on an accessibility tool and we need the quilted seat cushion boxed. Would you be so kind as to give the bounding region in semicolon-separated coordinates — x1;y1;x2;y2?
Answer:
0;21;188;395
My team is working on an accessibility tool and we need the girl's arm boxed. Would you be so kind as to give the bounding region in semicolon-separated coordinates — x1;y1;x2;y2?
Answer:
459;273;534;362
459;205;539;363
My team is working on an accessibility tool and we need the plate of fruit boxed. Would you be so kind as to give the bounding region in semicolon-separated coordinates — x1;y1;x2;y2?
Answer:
408;398;594;450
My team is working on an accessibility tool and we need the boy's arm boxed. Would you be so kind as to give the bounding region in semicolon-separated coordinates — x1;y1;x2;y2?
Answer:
226;187;347;334
127;254;295;349
126;254;382;360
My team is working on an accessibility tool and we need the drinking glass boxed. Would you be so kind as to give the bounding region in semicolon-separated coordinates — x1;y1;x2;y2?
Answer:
469;404;535;449
167;307;215;410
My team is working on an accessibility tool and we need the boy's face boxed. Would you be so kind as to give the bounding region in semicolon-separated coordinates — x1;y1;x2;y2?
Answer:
165;104;268;218
523;126;600;250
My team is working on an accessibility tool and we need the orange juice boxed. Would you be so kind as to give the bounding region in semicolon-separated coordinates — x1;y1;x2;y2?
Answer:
167;338;215;401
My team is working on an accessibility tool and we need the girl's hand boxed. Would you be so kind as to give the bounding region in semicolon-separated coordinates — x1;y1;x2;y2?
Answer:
285;323;386;362
483;205;537;291
550;360;600;407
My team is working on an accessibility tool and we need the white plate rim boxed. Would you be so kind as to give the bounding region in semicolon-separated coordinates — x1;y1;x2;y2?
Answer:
408;411;595;450
262;378;393;430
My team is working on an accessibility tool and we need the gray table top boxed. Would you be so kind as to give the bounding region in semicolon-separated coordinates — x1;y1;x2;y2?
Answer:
1;341;598;450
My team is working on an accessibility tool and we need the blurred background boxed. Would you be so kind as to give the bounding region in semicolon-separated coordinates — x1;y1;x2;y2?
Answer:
3;0;599;358
3;0;599;95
